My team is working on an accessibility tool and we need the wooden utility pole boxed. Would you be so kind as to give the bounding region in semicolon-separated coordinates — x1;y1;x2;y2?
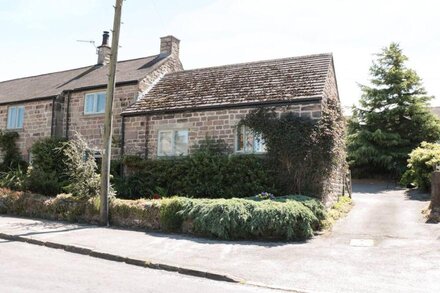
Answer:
100;0;123;226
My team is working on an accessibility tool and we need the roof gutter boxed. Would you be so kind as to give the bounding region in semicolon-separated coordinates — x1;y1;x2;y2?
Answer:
121;96;322;117
0;95;55;106
50;96;56;137
0;81;140;106
69;80;138;93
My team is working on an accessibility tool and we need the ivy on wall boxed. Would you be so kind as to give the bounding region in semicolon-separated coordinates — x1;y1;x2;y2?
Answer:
240;99;346;198
0;130;24;171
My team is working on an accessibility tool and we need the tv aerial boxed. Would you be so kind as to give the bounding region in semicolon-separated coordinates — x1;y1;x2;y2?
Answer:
77;40;97;54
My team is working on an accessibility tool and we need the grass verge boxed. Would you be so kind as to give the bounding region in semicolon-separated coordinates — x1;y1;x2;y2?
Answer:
321;195;353;230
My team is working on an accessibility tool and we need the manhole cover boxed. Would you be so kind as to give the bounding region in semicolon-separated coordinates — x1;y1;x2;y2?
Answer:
350;239;375;247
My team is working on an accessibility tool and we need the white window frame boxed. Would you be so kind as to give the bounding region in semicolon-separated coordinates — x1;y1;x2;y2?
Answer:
7;105;25;129
157;129;189;157
84;92;106;115
235;125;266;154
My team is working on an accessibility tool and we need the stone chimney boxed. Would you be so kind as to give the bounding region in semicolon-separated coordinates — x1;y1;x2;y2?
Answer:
160;35;180;57
97;31;111;65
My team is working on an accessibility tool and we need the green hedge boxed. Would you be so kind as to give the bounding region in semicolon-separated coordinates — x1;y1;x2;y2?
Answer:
0;188;326;241
400;142;440;191
115;152;277;199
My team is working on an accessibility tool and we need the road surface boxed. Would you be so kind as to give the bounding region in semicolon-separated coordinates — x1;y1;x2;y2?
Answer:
0;240;282;293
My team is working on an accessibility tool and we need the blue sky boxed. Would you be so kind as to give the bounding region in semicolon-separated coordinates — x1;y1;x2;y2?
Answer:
1;0;439;111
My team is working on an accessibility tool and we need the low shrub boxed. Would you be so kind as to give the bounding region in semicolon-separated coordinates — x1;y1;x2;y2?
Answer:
0;188;326;241
25;168;62;197
0;188;99;222
249;194;327;230
110;198;161;229
400;142;440;191
178;198;319;240
0;166;27;190
159;197;189;232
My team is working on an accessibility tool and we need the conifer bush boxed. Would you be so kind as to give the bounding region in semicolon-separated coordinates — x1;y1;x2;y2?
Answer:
347;43;440;178
27;137;67;196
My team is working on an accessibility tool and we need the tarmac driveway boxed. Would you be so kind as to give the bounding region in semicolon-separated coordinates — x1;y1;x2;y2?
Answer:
301;180;440;292
225;180;440;292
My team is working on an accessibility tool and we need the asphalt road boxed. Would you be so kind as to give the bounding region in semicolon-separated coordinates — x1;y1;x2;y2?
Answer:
0;241;282;293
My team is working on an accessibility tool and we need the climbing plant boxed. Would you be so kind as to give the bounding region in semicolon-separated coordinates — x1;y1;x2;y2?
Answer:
0;130;24;172
240;98;346;198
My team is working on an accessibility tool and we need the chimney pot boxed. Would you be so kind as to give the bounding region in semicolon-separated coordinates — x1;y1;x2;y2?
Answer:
97;31;111;65
102;31;110;46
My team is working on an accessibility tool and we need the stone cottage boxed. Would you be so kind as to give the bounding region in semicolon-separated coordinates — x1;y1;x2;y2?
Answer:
120;53;345;204
122;53;338;158
0;32;182;159
0;32;345;203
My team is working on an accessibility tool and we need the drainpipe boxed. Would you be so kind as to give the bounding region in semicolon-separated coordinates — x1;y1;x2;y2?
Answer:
50;97;56;137
144;114;150;159
65;91;71;139
120;115;125;177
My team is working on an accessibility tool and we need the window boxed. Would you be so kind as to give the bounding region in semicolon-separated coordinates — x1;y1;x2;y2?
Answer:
236;125;266;154
7;106;24;129
84;92;106;114
158;129;189;156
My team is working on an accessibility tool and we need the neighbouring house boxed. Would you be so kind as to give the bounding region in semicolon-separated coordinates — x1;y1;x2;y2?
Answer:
0;32;345;204
0;32;182;159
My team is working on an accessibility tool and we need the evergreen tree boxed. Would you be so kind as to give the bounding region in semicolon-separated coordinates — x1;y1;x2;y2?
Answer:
347;43;440;178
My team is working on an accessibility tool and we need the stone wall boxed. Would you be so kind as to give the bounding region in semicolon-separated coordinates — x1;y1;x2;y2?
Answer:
123;102;322;159
123;115;148;157
320;60;347;206
0;99;54;159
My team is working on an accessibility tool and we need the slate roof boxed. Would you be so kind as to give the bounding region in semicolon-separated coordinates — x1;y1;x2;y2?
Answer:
0;54;166;104
122;53;333;115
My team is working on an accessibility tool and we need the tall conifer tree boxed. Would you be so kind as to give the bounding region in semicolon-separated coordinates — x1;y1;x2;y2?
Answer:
348;43;440;178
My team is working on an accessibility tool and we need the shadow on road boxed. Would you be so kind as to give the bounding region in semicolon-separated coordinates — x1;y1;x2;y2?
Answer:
0;216;93;238
404;189;430;202
352;179;401;194
141;229;308;248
